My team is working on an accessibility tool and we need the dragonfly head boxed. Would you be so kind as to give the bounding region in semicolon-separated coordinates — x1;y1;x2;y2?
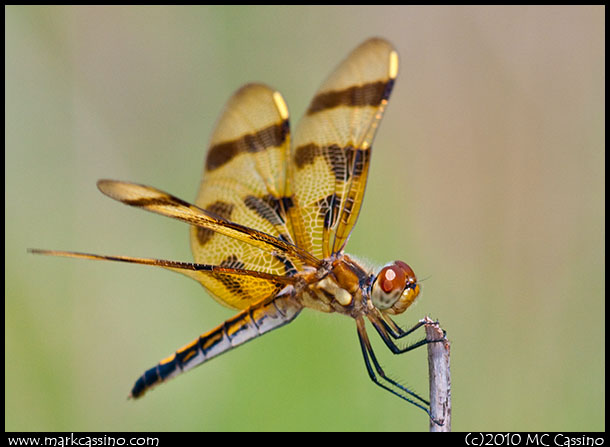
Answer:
370;261;420;314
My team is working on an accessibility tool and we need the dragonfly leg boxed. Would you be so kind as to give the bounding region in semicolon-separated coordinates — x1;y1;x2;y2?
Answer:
381;314;446;340
368;313;445;354
356;317;431;410
380;315;426;339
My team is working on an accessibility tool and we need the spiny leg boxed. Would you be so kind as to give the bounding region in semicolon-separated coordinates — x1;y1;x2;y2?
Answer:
370;311;446;353
355;317;431;413
380;313;445;341
367;313;444;355
380;315;427;339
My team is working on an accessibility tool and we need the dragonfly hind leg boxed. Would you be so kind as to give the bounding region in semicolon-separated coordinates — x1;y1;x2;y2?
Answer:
355;317;431;414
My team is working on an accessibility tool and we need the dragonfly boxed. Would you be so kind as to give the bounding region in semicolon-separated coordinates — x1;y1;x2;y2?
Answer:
32;37;444;421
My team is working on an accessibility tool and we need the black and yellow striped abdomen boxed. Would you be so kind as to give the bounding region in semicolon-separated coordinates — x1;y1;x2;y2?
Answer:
130;292;302;398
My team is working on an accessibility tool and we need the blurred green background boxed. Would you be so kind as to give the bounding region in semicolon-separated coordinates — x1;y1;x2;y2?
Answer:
6;6;604;431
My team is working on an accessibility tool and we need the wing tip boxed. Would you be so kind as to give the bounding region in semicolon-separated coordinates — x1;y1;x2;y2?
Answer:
96;178;122;198
359;37;399;79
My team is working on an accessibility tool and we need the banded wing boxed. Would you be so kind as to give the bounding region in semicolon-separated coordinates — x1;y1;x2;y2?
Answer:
189;83;315;309
29;250;298;307
95;179;319;309
31;248;303;399
289;38;399;259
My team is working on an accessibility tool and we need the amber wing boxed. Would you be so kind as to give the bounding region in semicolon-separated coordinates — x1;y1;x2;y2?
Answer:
289;38;399;259
190;83;313;309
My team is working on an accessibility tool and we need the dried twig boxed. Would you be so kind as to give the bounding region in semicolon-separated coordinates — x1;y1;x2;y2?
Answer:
424;316;451;432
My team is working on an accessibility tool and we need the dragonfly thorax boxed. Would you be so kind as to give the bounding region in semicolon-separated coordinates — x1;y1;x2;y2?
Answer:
370;261;420;315
294;255;365;315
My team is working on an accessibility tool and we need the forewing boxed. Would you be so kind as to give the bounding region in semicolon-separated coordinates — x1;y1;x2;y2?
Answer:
289;38;399;258
190;84;315;307
96;179;318;308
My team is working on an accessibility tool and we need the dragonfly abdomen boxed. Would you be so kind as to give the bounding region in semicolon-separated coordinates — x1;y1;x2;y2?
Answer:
130;292;302;399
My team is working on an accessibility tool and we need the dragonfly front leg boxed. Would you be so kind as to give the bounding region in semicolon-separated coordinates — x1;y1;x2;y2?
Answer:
380;315;427;339
367;313;445;354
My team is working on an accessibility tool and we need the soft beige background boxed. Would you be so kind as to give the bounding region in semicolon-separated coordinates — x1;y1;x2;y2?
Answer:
6;5;604;431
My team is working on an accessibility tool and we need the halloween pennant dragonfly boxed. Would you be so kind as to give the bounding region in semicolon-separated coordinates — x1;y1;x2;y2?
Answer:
31;37;444;421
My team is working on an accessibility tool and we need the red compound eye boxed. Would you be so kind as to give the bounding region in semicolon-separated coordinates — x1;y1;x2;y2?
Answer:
372;261;419;313
379;265;407;293
394;260;416;284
